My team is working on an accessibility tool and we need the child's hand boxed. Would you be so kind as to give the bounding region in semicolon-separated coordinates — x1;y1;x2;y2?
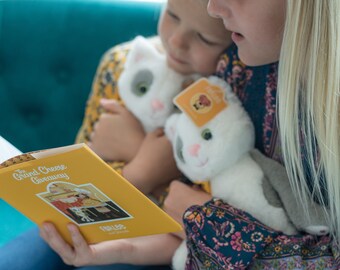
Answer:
163;180;212;238
40;223;97;266
89;99;145;162
40;222;181;266
122;128;181;194
40;222;133;266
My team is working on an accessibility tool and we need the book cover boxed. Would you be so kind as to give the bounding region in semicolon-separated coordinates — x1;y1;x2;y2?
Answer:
0;144;182;244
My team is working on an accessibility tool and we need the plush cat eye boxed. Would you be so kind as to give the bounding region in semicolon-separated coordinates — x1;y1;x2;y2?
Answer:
201;129;212;140
136;82;149;96
176;137;185;163
131;70;153;96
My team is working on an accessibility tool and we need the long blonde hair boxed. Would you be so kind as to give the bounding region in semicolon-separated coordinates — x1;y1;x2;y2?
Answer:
278;0;340;245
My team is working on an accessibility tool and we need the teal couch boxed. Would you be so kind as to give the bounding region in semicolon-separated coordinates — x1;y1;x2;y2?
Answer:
0;0;163;247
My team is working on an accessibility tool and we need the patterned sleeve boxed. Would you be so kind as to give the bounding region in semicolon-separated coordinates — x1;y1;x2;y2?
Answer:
184;199;339;270
75;42;131;144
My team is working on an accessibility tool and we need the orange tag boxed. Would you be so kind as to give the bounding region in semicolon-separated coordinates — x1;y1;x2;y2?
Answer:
174;78;228;127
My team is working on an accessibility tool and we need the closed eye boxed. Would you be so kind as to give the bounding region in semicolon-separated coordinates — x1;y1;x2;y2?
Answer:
167;9;179;21
197;33;218;46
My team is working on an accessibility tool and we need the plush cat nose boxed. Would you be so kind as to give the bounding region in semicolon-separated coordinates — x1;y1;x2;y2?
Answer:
188;144;200;157
151;99;164;111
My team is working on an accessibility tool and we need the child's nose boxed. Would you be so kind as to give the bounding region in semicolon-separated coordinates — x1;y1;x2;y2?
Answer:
188;144;200;157
151;99;164;111
169;29;188;50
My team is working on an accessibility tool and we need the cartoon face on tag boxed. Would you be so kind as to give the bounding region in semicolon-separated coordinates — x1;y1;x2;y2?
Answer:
191;93;212;113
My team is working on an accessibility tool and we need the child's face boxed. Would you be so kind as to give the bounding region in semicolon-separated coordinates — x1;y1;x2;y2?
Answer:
207;0;286;66
158;0;231;75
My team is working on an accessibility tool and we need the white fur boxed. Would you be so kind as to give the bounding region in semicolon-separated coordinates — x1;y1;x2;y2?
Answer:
172;242;188;270
165;76;297;270
118;36;192;132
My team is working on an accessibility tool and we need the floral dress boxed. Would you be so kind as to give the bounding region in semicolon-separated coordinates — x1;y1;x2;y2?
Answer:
184;44;339;270
75;42;130;174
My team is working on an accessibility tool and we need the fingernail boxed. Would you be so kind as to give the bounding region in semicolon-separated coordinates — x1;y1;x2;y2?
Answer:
67;224;78;237
100;98;118;106
99;98;108;104
42;223;50;234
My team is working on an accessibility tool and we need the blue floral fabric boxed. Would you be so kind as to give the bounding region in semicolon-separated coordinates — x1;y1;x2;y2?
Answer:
184;199;338;270
184;199;279;269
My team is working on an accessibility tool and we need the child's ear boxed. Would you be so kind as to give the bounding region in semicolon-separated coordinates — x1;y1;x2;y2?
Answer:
125;36;161;68
164;113;180;142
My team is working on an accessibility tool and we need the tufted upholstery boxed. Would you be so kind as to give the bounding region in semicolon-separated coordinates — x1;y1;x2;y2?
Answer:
0;0;162;153
0;0;162;247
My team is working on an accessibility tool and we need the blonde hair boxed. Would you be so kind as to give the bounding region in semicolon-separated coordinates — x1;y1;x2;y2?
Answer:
278;0;340;245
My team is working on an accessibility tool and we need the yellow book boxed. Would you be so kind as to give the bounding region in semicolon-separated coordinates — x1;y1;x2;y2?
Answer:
0;143;182;244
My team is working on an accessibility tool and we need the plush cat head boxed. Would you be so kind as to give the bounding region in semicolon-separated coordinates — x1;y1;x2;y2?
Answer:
165;76;255;181
118;36;193;132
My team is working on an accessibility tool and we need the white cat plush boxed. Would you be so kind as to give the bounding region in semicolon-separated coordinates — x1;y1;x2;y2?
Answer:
118;36;194;132
165;76;297;270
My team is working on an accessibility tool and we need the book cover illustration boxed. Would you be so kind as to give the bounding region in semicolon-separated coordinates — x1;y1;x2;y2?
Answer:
37;182;131;225
0;144;182;244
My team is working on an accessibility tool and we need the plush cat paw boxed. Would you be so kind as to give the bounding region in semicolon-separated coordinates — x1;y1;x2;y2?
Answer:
172;241;187;270
304;225;330;236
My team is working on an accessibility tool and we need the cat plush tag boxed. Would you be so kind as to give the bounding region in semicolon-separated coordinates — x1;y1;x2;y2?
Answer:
174;78;228;127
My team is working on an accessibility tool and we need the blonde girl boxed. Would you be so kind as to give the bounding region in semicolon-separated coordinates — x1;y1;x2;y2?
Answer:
165;0;339;268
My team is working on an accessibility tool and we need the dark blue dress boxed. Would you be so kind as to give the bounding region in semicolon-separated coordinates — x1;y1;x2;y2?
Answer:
184;44;338;270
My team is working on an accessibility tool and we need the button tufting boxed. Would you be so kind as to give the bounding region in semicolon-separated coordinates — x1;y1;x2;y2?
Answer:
55;68;71;84
22;106;44;125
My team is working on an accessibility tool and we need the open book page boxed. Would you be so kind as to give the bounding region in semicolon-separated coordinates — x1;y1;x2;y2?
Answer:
0;136;22;163
30;144;84;159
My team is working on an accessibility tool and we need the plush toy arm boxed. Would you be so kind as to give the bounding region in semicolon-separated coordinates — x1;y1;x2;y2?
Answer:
250;149;329;235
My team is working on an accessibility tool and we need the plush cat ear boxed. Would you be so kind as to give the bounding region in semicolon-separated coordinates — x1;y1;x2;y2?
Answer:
125;36;162;68
164;113;180;142
207;76;240;105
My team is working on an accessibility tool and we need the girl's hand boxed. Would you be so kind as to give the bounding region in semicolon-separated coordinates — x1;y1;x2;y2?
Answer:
40;222;181;266
40;223;97;267
163;180;212;239
123;128;181;194
89;99;145;162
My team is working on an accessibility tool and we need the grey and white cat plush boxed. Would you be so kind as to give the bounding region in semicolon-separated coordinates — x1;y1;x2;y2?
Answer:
165;76;297;270
118;36;194;132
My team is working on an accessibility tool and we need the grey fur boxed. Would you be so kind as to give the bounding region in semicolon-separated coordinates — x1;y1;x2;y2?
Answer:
250;149;329;235
262;175;283;208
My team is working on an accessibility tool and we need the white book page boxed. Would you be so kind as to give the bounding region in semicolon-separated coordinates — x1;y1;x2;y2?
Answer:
0;136;22;163
31;143;84;159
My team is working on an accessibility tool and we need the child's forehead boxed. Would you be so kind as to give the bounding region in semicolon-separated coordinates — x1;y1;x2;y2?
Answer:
168;0;208;14
168;0;227;36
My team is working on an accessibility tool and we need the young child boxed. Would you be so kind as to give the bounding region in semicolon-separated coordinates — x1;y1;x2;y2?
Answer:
76;0;232;196
41;0;340;269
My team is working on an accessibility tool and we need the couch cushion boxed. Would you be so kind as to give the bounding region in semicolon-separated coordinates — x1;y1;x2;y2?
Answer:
0;0;162;152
